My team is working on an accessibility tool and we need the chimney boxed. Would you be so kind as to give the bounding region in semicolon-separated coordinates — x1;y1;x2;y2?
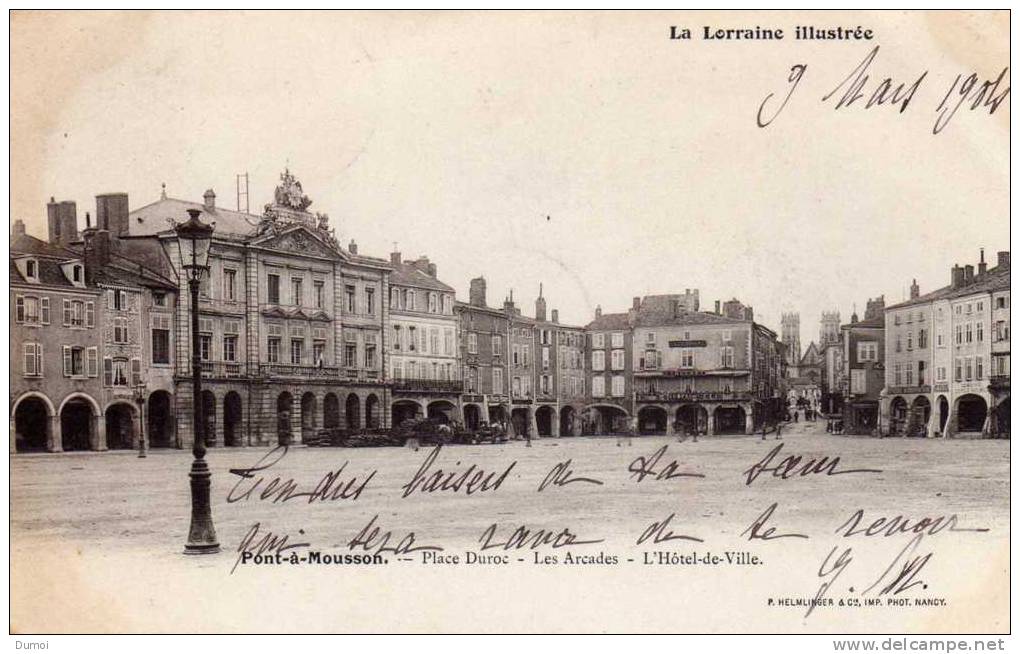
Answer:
504;290;516;314
348;239;358;255
951;265;965;288
84;228;112;271
551;309;559;323
910;279;919;299
595;304;602;319
535;283;547;322
203;189;216;210
469;276;487;307
390;251;402;265
978;248;987;276
632;296;640;310
964;264;974;283
715;300;721;315
12;219;25;238
427;263;437;278
997;251;1010;269
412;255;431;275
692;289;700;312
95;193;128;237
47;197;60;244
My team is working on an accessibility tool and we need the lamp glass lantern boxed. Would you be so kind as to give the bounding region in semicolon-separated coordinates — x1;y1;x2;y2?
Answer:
175;209;214;277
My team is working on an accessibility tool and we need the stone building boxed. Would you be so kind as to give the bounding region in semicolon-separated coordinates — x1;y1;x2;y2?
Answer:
129;170;392;446
881;250;1010;438
584;305;633;434
840;305;885;434
456;277;510;430
10;199;178;453
630;295;783;436
530;286;586;437
387;251;460;427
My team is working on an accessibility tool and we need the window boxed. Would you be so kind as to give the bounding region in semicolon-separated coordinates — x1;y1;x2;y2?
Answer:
893;362;902;385
199;334;212;361
611;332;624;348
365;342;377;369
721;346;734;368
390;288;400;310
936;366;946;382
24;259;37;279
918;329;927;348
955;325;962;345
224;269;237;301
444;329;454;355
267;338;281;363
895;335;902;353
850;369;865;394
592;350;605;371
592;376;606;398
290;339;303;365
493;335;503;356
223;336;237;362
467;332;478;354
996;297;1007;309
23;343;42;377
314;281;325;309
106;358;129;387
906;331;913;350
976;356;983;379
542;347;550;370
965;357;973;380
153;292;167;307
954;358;962;382
918;361;926;385
966;303;972;314
977;322;984;342
680;349;695;368
345;342;357;368
977;301;984;312
430;328;439;354
406;290;415;311
151;314;171;364
114;317;129;344
937;332;944;347
646;332;656;345
428;293;438;313
365;287;375;315
857;341;878;362
722;330;732;343
493;367;504;394
313;341;325;366
345;285;356;313
292;278;303;306
592;333;605;349
267;274;281;304
611;375;625;397
408;326;416;351
965;323;973;343
392;325;402;351
63;346;84;377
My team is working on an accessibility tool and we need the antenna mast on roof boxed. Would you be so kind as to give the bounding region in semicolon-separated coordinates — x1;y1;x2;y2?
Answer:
236;172;250;213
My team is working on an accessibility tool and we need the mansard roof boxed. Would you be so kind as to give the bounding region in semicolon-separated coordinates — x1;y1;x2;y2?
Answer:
886;264;1010;310
389;262;455;293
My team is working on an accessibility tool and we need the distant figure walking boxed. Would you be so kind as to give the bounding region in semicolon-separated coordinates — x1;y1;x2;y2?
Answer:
775;422;783;440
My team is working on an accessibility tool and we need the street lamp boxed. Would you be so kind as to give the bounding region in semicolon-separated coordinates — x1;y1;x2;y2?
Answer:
175;208;219;555
133;378;147;458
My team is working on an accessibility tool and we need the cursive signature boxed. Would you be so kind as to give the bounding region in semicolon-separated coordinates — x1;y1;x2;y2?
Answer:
628;445;705;483
743;443;881;486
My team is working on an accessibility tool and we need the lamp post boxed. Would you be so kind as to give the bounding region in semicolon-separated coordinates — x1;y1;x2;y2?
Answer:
175;208;219;555
133;379;147;458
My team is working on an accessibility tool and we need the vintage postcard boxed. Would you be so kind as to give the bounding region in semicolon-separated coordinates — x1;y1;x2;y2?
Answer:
8;10;1010;636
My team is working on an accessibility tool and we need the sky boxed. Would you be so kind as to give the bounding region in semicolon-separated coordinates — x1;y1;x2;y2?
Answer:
9;10;1009;345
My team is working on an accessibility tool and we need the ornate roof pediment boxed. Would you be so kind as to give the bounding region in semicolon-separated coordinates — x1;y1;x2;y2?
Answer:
252;225;341;260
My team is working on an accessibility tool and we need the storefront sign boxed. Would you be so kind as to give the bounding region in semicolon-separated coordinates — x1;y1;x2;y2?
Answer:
668;339;707;348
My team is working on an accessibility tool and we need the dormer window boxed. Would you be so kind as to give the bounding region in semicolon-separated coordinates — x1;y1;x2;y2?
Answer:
25;259;37;280
59;260;86;288
72;265;82;283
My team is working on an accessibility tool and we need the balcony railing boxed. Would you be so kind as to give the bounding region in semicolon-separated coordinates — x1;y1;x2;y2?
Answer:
636;390;754;402
201;362;246;379
259;363;343;379
392;377;464;393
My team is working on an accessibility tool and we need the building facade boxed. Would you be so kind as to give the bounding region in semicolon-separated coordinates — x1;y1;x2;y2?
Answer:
387;252;460;427
881;251;1010;438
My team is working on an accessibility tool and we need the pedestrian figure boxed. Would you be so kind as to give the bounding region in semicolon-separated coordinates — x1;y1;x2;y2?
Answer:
775;422;783;439
794;410;799;423
761;422;767;441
